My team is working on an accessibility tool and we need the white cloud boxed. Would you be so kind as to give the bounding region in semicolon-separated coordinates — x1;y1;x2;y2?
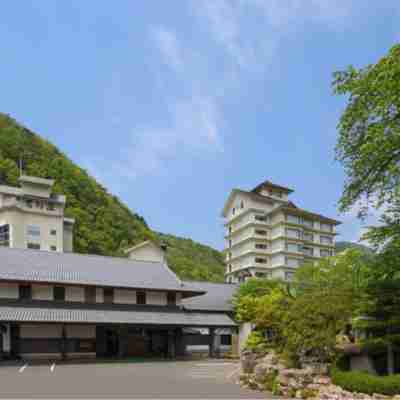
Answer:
151;27;183;72
101;96;222;179
91;0;366;180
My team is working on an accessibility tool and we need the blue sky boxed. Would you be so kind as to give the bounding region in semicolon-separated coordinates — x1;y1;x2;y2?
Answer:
0;1;398;249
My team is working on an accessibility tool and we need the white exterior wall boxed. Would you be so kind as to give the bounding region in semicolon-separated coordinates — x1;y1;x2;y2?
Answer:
147;291;167;305
0;282;19;299
114;289;136;304
270;238;284;252
127;243;165;263
65;286;85;302
32;284;53;301
271;253;285;268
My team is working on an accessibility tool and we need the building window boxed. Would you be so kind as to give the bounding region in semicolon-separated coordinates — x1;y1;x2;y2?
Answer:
232;208;236;215
285;271;295;281
255;229;267;236
320;235;333;245
302;246;314;257
255;257;267;264
167;292;176;306
286;242;300;253
229;240;232;248
286;257;300;268
85;286;96;303
0;224;10;247
50;229;57;236
228;264;232;273
27;243;40;250
255;243;267;250
27;225;40;237
26;199;33;208
19;285;32;300
320;223;332;232
104;288;114;304
302;219;314;228
240;201;244;209
229;226;232;234
54;286;66;301
287;214;299;224
303;232;313;242
255;215;267;222
47;203;56;211
286;228;300;239
320;249;332;258
136;291;146;305
50;245;57;251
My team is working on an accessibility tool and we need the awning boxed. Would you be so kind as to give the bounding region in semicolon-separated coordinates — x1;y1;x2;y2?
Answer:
0;306;236;328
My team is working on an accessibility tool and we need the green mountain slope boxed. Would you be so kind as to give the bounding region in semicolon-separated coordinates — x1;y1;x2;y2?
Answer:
0;113;224;282
335;241;373;255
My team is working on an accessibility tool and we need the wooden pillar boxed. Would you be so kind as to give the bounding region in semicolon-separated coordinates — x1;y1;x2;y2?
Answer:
209;327;216;358
174;328;186;357
167;329;176;358
118;326;128;359
61;324;67;360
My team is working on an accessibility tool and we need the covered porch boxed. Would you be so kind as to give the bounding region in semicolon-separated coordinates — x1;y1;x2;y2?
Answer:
0;305;236;361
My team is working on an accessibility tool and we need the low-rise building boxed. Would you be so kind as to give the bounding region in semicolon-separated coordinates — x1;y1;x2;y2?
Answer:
0;245;236;360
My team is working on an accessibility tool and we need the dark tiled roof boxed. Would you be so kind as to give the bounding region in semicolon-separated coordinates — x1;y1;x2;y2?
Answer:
0;247;201;294
182;281;238;312
274;204;341;225
0;306;236;327
252;180;294;194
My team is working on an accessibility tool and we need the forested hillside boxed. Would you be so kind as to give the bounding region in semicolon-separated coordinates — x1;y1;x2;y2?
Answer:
0;113;225;282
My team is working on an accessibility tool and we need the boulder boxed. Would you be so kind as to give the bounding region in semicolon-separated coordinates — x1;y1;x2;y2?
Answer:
241;350;257;374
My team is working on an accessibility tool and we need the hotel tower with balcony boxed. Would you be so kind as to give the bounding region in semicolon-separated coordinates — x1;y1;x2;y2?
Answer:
222;180;340;283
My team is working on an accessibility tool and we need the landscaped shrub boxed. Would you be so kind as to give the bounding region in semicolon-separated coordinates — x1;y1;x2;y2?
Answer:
244;331;269;353
331;368;400;395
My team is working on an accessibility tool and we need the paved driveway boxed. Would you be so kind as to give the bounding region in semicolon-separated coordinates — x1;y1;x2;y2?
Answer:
0;359;271;398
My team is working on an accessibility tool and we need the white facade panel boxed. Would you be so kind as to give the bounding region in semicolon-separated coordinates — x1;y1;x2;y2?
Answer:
147;291;167;305
96;288;104;303
65;286;85;302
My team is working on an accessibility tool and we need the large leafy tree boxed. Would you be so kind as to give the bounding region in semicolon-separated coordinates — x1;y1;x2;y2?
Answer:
333;44;400;246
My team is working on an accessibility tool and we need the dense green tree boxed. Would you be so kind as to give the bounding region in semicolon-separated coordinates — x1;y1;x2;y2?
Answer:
333;44;400;246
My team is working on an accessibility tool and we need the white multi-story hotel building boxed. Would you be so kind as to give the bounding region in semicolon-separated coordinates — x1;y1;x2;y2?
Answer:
0;175;74;252
222;180;340;283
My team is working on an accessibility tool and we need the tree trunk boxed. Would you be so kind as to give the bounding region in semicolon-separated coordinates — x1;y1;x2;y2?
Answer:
387;342;395;375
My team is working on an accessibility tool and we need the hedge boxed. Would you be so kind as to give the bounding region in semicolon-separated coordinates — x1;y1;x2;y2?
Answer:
331;368;400;396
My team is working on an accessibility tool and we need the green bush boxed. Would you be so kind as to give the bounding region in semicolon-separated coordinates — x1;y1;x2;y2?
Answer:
244;331;269;353
331;368;400;395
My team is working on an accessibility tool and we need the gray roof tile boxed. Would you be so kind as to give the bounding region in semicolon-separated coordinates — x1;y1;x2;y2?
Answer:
0;306;236;327
182;281;238;312
0;247;199;293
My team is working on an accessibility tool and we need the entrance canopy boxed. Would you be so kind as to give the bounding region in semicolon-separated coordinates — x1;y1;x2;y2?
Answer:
0;306;236;328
